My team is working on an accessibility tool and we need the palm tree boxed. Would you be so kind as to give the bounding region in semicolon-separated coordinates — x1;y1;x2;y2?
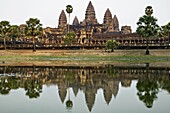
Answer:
136;6;159;55
25;18;43;52
66;5;73;32
24;79;43;99
0;20;10;50
65;88;73;110
9;25;20;48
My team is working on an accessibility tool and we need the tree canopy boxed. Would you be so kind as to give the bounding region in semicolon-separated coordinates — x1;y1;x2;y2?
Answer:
25;18;43;37
66;5;73;14
0;20;11;50
64;32;76;45
25;18;43;52
105;40;119;52
9;25;20;39
160;22;170;37
136;6;159;55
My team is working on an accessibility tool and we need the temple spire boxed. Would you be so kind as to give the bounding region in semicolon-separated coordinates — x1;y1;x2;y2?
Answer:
58;10;67;28
113;15;120;31
81;1;98;25
103;8;112;28
72;16;79;26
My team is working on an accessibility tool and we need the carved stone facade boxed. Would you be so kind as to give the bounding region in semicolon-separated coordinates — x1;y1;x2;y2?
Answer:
121;25;132;34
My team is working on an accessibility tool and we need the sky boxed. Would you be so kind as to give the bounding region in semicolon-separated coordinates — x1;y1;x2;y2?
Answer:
0;0;170;32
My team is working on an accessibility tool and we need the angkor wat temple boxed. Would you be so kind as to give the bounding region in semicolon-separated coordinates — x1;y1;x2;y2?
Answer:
44;1;133;46
42;1;169;49
0;1;169;49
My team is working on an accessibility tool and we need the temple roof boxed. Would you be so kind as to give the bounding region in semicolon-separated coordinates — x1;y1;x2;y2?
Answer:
72;16;79;26
113;15;119;31
86;1;95;15
113;15;119;26
81;1;98;25
105;8;112;18
58;10;67;28
103;8;112;23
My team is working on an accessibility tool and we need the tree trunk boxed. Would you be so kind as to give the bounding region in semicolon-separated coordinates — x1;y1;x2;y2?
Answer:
146;38;149;55
33;36;36;52
68;14;70;33
168;35;170;49
4;37;6;50
111;48;114;52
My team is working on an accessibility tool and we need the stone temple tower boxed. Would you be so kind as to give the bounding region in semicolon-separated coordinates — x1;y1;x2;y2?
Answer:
72;16;80;26
81;1;98;25
112;15;120;32
58;10;67;28
103;8;112;28
103;8;116;32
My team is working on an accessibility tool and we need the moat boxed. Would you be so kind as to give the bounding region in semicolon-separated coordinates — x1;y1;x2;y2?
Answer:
0;64;170;113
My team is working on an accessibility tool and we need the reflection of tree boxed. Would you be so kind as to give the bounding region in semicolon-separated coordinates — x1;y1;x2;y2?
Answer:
0;77;11;95
64;70;74;110
136;78;159;108
0;76;20;95
8;77;20;90
24;78;42;99
106;65;119;78
65;88;73;110
160;76;170;93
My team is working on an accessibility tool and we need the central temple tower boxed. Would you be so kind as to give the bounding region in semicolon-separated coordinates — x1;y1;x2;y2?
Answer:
81;1;98;25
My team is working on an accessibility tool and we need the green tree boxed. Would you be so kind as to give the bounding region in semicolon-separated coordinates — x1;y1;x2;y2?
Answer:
0;20;10;50
9;25;20;48
105;39;119;52
64;32;76;45
0;77;11;95
160;22;170;48
66;5;73;32
136;6;159;55
25;18;43;52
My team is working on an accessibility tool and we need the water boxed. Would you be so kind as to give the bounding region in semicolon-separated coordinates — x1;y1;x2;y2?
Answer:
0;65;170;113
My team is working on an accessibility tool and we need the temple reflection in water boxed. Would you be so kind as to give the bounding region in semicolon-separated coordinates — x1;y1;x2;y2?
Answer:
0;64;170;111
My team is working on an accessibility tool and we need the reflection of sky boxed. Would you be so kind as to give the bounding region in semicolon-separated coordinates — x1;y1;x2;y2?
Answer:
0;81;170;113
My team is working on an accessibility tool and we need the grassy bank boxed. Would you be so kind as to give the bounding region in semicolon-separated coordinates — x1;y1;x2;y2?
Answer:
0;49;170;66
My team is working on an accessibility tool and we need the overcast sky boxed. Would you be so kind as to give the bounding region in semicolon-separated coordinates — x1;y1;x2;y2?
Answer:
0;0;169;32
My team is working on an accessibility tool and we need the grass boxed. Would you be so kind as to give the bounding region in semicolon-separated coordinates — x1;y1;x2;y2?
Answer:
0;50;170;64
1;54;169;63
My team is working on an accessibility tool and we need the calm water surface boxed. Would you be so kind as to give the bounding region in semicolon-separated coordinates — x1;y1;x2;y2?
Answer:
0;64;170;113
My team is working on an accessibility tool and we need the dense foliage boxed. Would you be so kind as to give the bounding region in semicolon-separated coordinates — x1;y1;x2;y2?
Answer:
136;6;159;55
105;40;119;52
25;18;43;52
0;20;11;50
64;32;76;45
